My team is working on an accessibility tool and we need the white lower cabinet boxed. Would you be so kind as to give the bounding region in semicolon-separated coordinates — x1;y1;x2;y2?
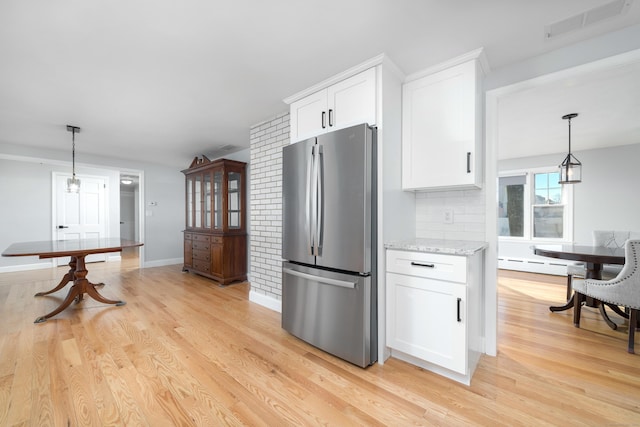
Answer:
386;249;483;385
387;272;467;374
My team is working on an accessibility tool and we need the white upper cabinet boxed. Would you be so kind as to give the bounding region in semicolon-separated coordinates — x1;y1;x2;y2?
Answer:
402;50;487;190
289;67;376;143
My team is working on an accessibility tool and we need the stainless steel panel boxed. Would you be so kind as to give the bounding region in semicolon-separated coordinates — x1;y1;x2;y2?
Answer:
315;124;375;273
282;262;377;368
282;137;316;266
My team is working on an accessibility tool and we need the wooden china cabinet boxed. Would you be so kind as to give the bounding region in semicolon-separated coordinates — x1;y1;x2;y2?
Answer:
181;156;247;285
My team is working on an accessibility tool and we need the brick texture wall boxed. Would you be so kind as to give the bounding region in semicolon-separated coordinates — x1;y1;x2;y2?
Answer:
248;112;289;300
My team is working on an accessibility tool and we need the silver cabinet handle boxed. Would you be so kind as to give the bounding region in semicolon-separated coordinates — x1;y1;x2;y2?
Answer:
283;268;356;289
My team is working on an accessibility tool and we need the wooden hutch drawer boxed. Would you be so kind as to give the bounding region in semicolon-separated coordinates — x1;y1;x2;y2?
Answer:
192;234;211;243
212;236;223;244
192;249;210;261
193;259;211;273
192;241;210;251
184;232;193;240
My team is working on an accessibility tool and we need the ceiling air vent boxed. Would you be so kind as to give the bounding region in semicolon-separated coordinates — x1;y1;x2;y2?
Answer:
545;0;633;39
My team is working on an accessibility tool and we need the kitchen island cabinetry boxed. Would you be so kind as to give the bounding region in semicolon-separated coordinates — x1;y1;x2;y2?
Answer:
182;156;247;285
402;49;487;190
288;67;376;143
385;239;486;385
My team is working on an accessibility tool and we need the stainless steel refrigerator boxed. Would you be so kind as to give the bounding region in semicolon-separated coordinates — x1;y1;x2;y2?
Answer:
282;123;377;368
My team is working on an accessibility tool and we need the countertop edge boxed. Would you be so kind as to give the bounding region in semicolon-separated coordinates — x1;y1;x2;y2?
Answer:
384;239;488;256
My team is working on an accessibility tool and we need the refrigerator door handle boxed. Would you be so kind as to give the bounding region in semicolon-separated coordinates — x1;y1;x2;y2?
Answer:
315;144;323;256
283;268;356;289
306;144;315;255
311;144;319;256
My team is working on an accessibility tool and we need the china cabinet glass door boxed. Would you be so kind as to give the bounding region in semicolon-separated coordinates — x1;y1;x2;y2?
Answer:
186;177;194;228
213;170;223;230
228;171;242;229
204;173;212;228
194;175;202;228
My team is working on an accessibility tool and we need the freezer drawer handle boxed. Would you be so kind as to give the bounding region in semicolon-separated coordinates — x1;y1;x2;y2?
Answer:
410;261;435;268
466;152;471;173
457;298;462;322
283;268;356;289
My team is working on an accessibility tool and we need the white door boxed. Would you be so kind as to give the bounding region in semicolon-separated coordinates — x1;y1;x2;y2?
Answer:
53;173;108;264
327;67;376;130
290;89;328;143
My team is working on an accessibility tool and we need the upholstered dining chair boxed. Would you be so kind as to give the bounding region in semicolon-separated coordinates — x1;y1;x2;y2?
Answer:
572;239;640;353
565;230;640;300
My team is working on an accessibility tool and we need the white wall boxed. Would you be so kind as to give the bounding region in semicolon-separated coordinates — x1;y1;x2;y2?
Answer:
497;143;640;273
0;142;184;268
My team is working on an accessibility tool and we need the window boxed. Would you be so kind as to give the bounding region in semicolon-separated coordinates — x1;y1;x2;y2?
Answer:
498;175;526;237
532;172;564;239
498;169;572;241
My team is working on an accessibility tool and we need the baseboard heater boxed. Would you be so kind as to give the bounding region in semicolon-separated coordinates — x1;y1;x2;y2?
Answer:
498;257;568;276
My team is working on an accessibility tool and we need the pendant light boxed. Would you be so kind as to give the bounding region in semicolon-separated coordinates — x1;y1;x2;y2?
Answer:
66;125;81;193
558;113;581;184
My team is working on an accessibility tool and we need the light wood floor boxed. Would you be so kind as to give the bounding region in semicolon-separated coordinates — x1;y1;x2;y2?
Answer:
1;259;639;426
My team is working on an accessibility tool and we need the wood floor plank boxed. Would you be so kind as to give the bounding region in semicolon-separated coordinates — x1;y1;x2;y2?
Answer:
1;259;639;425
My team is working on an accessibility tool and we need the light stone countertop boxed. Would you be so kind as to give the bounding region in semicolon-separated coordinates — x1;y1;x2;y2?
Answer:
384;238;488;256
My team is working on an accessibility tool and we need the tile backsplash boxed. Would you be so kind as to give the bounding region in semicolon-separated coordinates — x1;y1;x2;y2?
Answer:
415;188;486;242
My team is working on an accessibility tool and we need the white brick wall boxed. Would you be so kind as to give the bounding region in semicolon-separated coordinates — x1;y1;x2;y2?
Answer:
249;111;289;300
415;188;486;241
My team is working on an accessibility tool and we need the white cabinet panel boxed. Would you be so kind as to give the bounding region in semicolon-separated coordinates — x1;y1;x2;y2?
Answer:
290;89;327;143
289;68;377;143
328;67;376;131
387;272;467;374
385;248;484;383
402;57;483;190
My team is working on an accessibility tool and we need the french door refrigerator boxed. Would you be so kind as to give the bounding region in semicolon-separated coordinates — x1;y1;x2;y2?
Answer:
282;123;377;368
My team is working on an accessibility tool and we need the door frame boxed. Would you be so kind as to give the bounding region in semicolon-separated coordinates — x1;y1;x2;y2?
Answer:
484;47;640;357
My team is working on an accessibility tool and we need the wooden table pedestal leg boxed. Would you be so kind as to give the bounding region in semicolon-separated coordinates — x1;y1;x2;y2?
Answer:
34;255;125;323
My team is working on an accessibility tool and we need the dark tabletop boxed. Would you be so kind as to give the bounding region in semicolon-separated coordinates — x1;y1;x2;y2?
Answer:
2;238;143;259
533;244;625;265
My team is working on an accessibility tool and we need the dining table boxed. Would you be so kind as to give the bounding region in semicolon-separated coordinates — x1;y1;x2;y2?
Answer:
2;238;143;323
533;244;626;329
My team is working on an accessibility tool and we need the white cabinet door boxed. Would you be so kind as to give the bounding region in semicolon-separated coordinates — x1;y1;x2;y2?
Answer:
289;68;377;143
290;89;328;142
402;60;480;190
327;67;376;131
386;272;467;374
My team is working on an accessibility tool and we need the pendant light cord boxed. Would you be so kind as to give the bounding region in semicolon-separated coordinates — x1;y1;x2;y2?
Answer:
72;128;76;178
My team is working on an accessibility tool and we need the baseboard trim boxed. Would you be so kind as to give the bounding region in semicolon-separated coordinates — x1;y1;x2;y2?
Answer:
249;290;282;313
142;258;183;268
0;261;54;273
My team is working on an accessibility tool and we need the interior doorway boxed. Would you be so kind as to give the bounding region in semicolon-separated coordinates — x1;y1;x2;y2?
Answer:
119;172;142;267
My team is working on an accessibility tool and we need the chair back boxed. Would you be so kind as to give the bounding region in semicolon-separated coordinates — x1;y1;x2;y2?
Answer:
593;230;640;248
609;239;640;310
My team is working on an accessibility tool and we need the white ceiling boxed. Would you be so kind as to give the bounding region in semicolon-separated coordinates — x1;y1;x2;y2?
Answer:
1;0;639;168
497;50;640;160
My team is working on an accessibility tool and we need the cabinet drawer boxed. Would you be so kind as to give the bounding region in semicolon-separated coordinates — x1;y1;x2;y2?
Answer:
192;249;210;261
192;234;211;243
193;259;211;273
192;241;210;251
212;236;223;244
386;250;467;283
184;232;193;240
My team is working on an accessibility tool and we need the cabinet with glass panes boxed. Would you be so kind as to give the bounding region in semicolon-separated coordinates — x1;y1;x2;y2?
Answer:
182;156;247;285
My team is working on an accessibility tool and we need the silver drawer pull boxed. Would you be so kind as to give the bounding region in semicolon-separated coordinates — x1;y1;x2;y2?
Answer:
411;261;435;268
